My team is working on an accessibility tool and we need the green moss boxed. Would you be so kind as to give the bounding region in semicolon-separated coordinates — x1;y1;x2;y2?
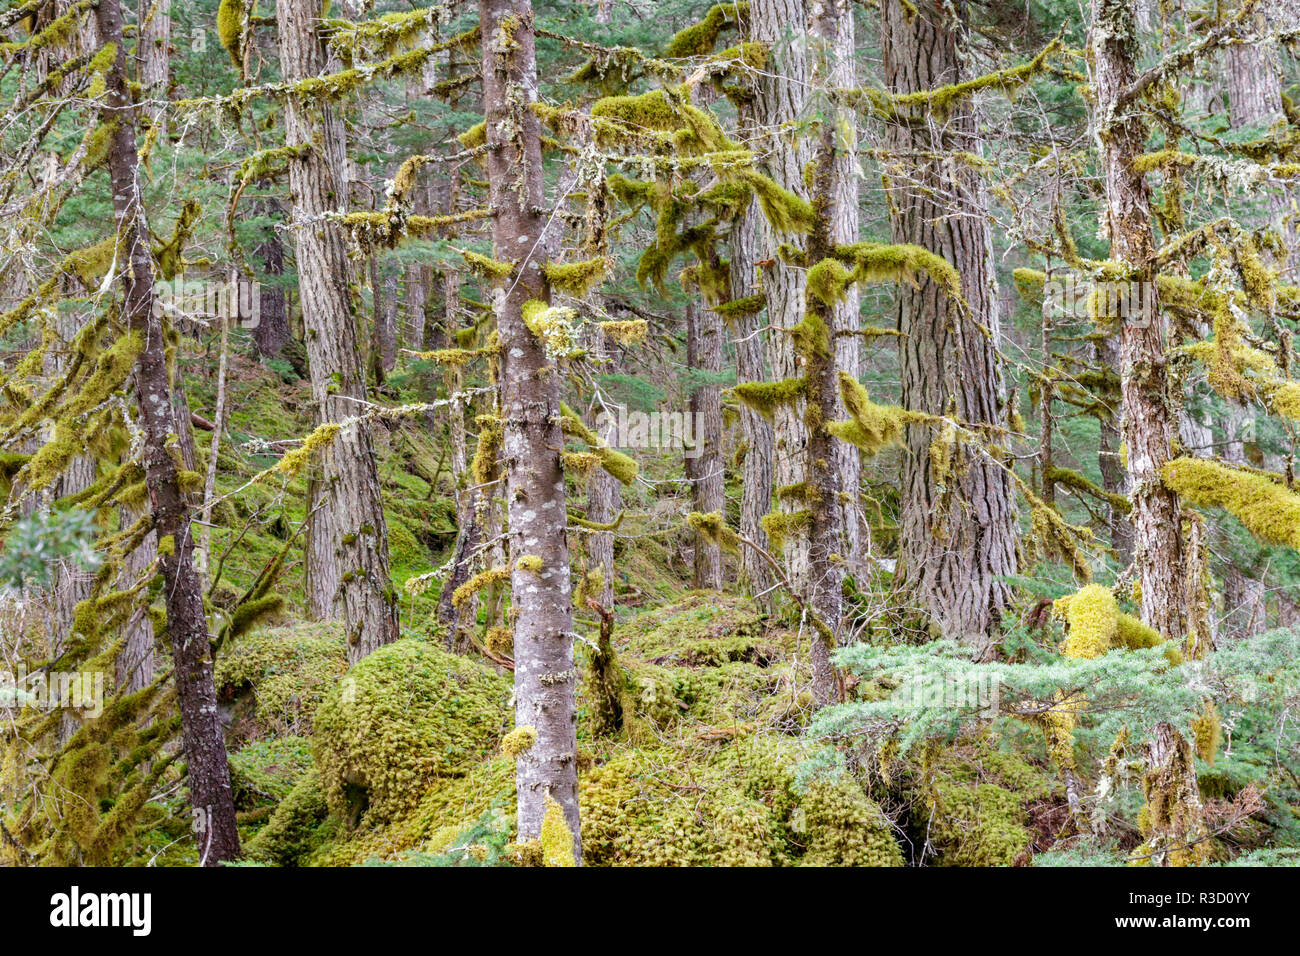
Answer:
540;796;577;866
662;2;748;57
732;376;806;421
244;770;333;866
313;639;511;828
761;510;811;554
215;622;348;740
807;257;851;306
687;511;742;555
217;0;247;69
502;726;537;758
543;257;608;298
1160;457;1300;552
829;372;907;457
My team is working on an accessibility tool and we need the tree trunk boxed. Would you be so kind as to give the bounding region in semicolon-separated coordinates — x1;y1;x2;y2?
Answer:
881;0;1018;653
1095;335;1134;564
95;0;239;864
479;0;581;857
751;0;811;589
728;111;774;601
1092;0;1187;639
814;0;864;577
138;0;170;132
686;301;724;589
586;330;620;609
277;0;400;660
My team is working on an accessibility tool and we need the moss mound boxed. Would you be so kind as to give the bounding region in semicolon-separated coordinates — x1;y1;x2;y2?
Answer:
312;639;511;829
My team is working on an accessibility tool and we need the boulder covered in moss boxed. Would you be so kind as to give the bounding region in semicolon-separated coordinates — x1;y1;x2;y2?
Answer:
216;622;348;743
312;639;511;829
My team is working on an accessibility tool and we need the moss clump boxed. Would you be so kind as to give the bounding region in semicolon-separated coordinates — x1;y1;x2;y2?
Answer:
662;2;748;57
215;622;348;741
828;372;907;456
312;639;511;828
502;726;537;758
452;565;510;610
522;299;580;358
732;376;806;421
761;509;811;554
1191;702;1222;764
687;511;742;555
799;779;906;866
807;257;852;306
217;0;247;69
243;770;333;866
597;319;648;346
543;257;608;298
1160;457;1300;552
540;796;577;867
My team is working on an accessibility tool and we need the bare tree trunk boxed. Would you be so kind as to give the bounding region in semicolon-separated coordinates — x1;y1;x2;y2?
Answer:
198;305;230;579
881;0;1018;653
277;0;400;660
1095;335;1134;564
479;0;580;857
138;0;170;131
751;0;811;589
250;198;300;370
686;302;724;589
728;113;774;601
96;0;239;863
370;257;397;384
586;331;620;609
814;0;864;576
1093;0;1187;639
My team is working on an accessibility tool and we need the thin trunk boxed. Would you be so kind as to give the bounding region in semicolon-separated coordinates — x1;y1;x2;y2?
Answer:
586;331;620;609
686;301;724;589
1095;336;1134;564
1093;0;1187;638
96;0;239;863
480;0;581;856
198;303;230;579
882;0;1018;652
277;0;400;659
751;0;811;589
728;116;774;601
138;0;170;131
815;0;864;576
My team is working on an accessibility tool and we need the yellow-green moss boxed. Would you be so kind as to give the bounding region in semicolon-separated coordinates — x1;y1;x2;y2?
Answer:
312;639;510;828
1160;457;1300;552
502;726;537;758
540;795;577;866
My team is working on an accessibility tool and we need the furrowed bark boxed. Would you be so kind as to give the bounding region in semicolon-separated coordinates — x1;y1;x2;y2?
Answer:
277;0;400;660
686;301;724;589
1092;0;1187;638
95;0;239;864
881;0;1018;653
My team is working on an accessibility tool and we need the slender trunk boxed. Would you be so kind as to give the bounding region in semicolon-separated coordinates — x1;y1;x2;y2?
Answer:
138;0;170;132
728;112;774;601
198;304;230;579
1095;336;1134;564
250;198;299;369
277;0;400;659
751;0;811;590
814;0;864;576
686;301;724;589
96;0;238;863
586;331;620;609
882;0;1018;652
480;0;580;856
1092;0;1187;638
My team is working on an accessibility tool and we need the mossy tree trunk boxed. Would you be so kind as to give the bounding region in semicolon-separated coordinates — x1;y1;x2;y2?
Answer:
881;0;1018;653
277;0;400;661
479;0;581;857
686;300;724;590
752;0;812;591
95;0;239;864
1092;0;1187;639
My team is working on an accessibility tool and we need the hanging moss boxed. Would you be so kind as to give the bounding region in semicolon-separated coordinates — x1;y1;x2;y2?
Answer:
544;257;608;298
1160;457;1300;552
597;320;648;346
827;372;907;457
452;566;511;610
470;416;503;486
714;293;766;320
217;0;247;69
460;249;514;279
1045;466;1132;514
760;510;811;554
732;376;806;422
686;511;742;554
736;168;814;235
836;241;966;306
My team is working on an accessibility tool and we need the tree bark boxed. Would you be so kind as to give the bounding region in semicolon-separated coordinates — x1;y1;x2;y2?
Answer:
479;0;581;857
751;0;811;589
728;111;775;601
96;0;239;864
1092;0;1187;639
277;0;400;660
686;301;724;589
881;0;1018;652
